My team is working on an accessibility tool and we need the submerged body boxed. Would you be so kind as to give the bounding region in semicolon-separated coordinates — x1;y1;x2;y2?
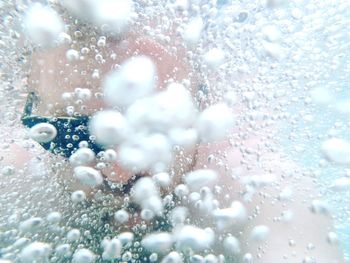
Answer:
0;0;348;262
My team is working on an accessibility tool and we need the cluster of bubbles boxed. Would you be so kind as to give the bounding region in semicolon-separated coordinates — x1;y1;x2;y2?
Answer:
0;0;350;262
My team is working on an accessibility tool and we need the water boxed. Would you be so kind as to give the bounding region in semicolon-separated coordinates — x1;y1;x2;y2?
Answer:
0;0;349;262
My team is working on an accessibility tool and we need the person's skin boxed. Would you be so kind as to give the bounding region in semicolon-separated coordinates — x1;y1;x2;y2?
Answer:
2;31;345;262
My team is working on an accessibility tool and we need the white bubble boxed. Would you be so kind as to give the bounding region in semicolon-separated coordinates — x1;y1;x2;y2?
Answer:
141;232;173;253
117;232;134;246
141;195;164;216
72;248;95;263
58;32;72;45
102;238;122;260
73;166;103;187
19;217;43;233
89;110;129;147
278;187;293;201
55;244;72;258
61;0;134;35
104;56;156;108
173;0;189;10
310;199;331;216
327;232;339;245
12;238;30;249
92;0;134;34
152;172;172;188
24;3;64;47
69;148;95;166
261;41;284;60
119;133;172;172
241;173;277;188
330;177;350;191
168;128;198;148
126;83;196;134
213;202;248;230
184;169;218;191
154;83;197;129
1;165;15;176
75;88;92;101
175;225;214;251
190;254;204;263
321;138;350;166
67;229;81;242
223;236;241;255
132;177;156;200
204;254;218;263
174;184;189;198
19;242;51;263
170;207;188;226
103;149;118;163
197;103;234;142
203;48;225;68
242;253;253;263
183;17;204;46
71;190;86;203
262;25;281;42
250;225;270;242
310;87;333;105
114;209;129;224
131;177;163;215
29;123;57;143
267;0;287;7
66;49;80;61
46;212;62;224
224;91;237;107
161;251;183;263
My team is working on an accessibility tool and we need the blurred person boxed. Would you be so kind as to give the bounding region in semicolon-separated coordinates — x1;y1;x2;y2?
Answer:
0;1;346;262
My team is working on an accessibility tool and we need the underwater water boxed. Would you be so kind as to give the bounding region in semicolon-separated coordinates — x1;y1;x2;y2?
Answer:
0;0;350;262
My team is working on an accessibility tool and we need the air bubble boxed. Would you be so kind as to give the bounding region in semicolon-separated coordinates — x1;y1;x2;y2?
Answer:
223;236;241;255
71;190;86;203
69;148;95;166
213;202;247;230
250;225;270;242
184;169;218;191
327;232;339;245
29;123;57;143
66;49;80;61
153;172;172;188
175;225;214;251
1;165;15;176
101;238;122;260
114;209;129;224
89;110;129;147
321;138;350;166
183;17;204;46
161;251;183;263
72;248;95;263
55;244;72;258
141;232;173;253
310;200;331;216
67;229;81;242
19;217;43;233
73;166;103;187
103;56;157;108
24;3;64;47
117;232;134;246
46;212;61;224
197;103;234;142
19;242;51;263
203;48;225;68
